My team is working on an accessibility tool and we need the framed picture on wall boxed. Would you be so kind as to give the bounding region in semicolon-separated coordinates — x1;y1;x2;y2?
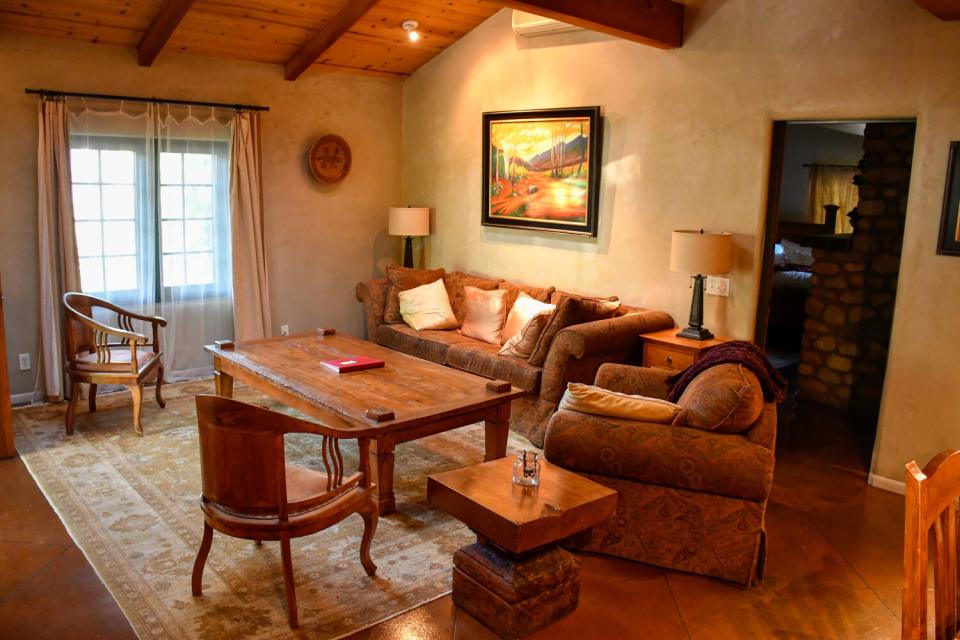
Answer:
937;141;960;256
481;107;602;236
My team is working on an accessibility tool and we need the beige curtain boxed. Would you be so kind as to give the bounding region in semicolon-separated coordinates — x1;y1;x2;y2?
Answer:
230;111;271;341
37;97;81;400
806;165;859;234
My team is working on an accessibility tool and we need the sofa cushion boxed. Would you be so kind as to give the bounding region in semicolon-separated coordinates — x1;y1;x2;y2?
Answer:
499;282;556;312
544;409;774;502
384;265;446;324
677;364;764;434
444;272;502;324
377;324;477;365
446;343;542;394
528;296;621;367
399;278;458;331
460;286;508;344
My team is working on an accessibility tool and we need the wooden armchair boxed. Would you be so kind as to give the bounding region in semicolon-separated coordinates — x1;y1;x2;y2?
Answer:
903;449;960;640
191;395;378;629
62;292;167;436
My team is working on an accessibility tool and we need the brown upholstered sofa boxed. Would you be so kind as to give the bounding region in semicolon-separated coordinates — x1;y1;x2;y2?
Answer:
543;363;777;585
356;270;674;447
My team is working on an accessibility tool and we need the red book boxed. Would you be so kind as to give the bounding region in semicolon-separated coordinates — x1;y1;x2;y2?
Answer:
321;355;385;373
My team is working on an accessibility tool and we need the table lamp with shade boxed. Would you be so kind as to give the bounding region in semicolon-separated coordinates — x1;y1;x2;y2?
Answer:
388;206;431;268
670;229;733;340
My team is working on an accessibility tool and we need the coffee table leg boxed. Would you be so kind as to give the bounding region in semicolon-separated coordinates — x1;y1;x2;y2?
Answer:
483;403;510;461
213;358;234;398
370;438;397;516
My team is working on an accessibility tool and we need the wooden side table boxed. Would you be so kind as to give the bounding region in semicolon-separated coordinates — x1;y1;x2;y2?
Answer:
427;457;616;639
639;328;731;372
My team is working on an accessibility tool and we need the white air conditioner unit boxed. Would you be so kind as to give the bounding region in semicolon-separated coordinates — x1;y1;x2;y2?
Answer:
511;10;583;38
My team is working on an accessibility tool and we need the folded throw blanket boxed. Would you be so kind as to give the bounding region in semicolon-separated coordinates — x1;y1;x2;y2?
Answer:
666;340;788;403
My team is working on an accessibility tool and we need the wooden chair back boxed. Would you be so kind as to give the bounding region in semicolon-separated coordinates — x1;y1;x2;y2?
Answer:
195;395;363;521
63;292;96;356
904;449;960;640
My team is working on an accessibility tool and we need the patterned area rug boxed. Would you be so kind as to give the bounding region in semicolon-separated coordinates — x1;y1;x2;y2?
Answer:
13;379;535;639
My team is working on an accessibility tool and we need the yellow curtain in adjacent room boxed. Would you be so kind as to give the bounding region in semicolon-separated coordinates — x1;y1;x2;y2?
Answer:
806;165;859;233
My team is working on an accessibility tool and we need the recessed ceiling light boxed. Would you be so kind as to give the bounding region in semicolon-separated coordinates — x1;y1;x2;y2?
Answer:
402;20;420;42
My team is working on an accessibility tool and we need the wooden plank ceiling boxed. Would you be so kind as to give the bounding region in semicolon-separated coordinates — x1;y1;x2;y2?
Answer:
0;0;684;80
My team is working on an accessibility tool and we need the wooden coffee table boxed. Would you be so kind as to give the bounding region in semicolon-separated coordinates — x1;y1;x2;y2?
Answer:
205;331;524;515
428;457;617;639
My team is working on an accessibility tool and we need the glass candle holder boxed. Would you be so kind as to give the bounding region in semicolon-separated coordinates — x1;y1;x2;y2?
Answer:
512;450;541;487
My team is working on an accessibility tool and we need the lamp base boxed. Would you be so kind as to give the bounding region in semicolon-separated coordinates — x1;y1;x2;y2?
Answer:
403;236;414;269
677;325;715;341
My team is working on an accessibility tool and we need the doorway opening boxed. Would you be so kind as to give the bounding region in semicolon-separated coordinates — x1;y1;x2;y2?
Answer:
756;119;916;472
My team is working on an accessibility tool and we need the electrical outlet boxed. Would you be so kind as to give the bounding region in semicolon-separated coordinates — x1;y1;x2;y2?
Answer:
706;276;730;297
18;353;30;371
280;324;290;336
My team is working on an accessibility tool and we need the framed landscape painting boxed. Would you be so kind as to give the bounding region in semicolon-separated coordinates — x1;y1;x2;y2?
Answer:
937;141;960;256
482;107;602;236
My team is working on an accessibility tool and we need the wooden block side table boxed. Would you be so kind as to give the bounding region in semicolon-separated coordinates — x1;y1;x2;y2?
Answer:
639;328;731;372
428;457;617;639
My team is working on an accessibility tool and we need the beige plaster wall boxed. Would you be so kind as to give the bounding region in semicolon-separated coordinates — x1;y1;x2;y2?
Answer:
401;2;960;484
0;33;402;397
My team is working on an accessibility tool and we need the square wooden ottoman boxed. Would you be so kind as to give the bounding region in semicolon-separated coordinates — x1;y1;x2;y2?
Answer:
427;457;617;639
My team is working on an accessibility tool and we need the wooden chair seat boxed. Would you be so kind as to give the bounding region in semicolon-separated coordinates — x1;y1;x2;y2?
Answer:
73;347;160;373
191;395;378;629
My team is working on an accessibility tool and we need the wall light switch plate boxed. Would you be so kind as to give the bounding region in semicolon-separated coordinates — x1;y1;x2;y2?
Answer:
280;324;290;336
18;353;30;371
706;276;730;297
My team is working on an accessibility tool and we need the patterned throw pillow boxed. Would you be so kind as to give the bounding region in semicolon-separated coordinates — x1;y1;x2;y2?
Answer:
398;278;458;331
443;272;502;325
559;383;682;423
383;265;446;324
677;364;764;433
459;286;508;345
527;296;621;367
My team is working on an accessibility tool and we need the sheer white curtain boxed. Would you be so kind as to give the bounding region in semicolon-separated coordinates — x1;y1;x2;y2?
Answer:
67;99;234;381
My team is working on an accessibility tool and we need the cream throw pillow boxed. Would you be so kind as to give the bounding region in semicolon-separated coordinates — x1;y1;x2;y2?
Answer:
500;292;556;345
498;310;553;358
460;286;508;344
399;278;458;331
559;383;683;424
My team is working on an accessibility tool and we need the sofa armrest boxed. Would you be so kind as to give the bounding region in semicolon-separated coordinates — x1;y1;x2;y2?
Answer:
539;310;674;403
544;409;774;503
594;363;674;400
355;277;389;340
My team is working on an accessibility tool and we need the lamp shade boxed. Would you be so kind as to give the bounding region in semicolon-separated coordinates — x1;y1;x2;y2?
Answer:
670;230;733;275
388;207;431;237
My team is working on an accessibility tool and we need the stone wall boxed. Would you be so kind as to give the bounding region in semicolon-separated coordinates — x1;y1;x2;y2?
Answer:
797;122;914;411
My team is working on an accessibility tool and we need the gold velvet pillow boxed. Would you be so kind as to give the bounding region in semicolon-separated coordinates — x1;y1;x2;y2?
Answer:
500;292;556;345
677;364;764;433
443;272;503;325
559;383;683;423
527;296;621;367
399;278;458;331
459;286;508;344
384;265;446;324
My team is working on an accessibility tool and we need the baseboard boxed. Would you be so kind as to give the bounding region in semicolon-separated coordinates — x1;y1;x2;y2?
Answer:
868;473;905;495
10;391;41;407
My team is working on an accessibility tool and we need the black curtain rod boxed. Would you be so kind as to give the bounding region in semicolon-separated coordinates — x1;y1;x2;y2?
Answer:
25;88;269;112
802;162;859;168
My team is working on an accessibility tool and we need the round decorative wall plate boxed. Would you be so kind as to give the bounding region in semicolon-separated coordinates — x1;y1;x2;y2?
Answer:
308;134;352;184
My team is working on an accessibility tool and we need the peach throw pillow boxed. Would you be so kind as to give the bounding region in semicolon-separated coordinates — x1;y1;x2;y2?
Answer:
498;311;553;358
459;286;508;344
559;383;683;424
398;279;458;331
500;292;556;345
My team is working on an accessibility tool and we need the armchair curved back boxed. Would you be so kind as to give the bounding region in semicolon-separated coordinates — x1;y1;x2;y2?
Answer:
195;395;365;521
63;292;97;357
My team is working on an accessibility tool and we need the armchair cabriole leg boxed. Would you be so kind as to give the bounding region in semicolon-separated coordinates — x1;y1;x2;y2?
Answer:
65;389;79;435
129;384;144;436
155;364;166;408
359;501;378;577
192;523;213;596
279;536;299;628
88;383;98;412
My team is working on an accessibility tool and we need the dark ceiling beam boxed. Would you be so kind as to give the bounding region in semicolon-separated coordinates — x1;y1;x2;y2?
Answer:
137;0;197;66
500;0;684;49
284;0;382;81
912;0;960;20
